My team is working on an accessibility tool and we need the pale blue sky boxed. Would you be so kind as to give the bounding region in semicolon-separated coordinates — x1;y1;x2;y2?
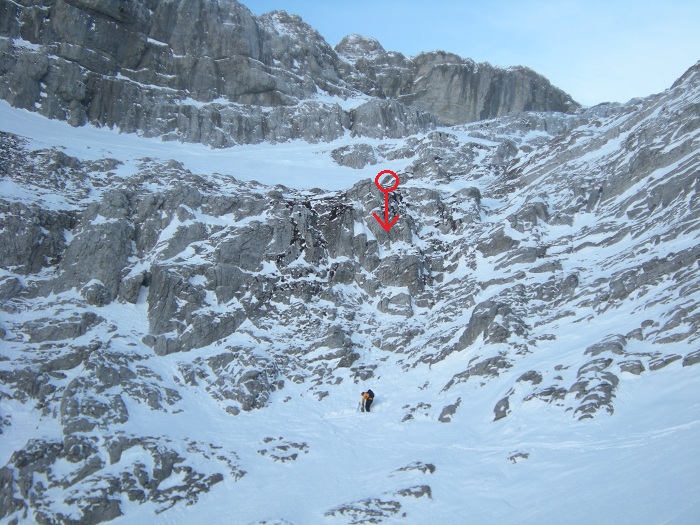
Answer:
247;1;700;106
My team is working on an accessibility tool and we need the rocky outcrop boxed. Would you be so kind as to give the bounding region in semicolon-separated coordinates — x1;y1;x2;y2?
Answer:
0;0;436;145
331;143;378;169
176;349;283;414
0;0;434;147
350;99;438;138
24;311;104;343
0;0;577;146
402;54;578;125
336;36;579;125
0;200;74;275
1;44;699;525
0;434;236;524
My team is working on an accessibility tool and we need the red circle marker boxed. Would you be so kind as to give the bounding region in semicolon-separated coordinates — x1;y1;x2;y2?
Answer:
374;169;399;193
372;169;400;232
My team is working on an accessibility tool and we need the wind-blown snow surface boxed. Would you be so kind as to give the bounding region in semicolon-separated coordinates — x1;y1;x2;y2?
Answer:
106;366;700;525
2;64;700;524
0;98;404;192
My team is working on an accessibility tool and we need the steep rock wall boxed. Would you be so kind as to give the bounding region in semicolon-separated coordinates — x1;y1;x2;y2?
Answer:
0;0;576;145
336;37;579;125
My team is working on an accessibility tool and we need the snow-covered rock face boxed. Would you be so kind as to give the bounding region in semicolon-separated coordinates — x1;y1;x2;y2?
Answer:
339;45;580;126
1;58;699;523
334;34;387;63
0;0;575;146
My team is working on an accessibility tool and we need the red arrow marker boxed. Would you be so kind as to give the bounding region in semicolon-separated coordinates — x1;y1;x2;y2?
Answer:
372;170;400;232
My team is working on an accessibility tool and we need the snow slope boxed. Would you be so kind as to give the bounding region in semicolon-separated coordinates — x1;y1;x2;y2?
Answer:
1;62;700;525
107;363;700;525
0;100;414;192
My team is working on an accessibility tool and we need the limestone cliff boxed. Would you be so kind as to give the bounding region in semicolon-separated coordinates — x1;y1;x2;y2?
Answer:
0;0;576;146
336;35;578;126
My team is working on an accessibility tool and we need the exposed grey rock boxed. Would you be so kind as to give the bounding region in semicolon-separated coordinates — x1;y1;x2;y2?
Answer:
54;202;134;304
395;485;432;499
0;0;584;151
517;371;543;385
335;34;387;64
81;280;111;307
394;461;436;475
401;402;432;423
458;301;527;348
578;358;614;376
0;276;24;303
649;354;682;371
1;349;82;405
524;384;569;406
378;293;414;317
305;325;359;369
0;201;74;275
331;144;378;169
438;398;461;423
0;464;28;520
25;311;104;343
494;396;510;421
441;354;515;391
178;349;283;413
495;245;548;270
118;270;151;304
477;229;519;257
602;247;700;311
0;0;448;146
530;261;563;274
247;521;295;525
3;2;578;147
0;433;235;525
400;53;578;125
144;261;248;355
325;497;402;522
350;99;438;139
375;254;430;296
257;10;359;99
585;335;628;357
60;386;129;434
0;28;699;524
683;350;700;367
257;436;309;463
508;452;530;463
0;439;65;522
336;41;578;126
153;309;247;356
508;201;550;233
619;360;645;375
569;358;620;420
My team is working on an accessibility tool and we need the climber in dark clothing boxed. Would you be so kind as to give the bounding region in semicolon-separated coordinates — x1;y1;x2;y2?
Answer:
361;389;375;412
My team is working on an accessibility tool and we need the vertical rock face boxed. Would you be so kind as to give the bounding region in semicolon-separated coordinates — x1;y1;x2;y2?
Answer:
2;0;280;104
406;58;578;125
335;38;579;126
0;0;576;146
0;0;429;144
257;10;371;99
